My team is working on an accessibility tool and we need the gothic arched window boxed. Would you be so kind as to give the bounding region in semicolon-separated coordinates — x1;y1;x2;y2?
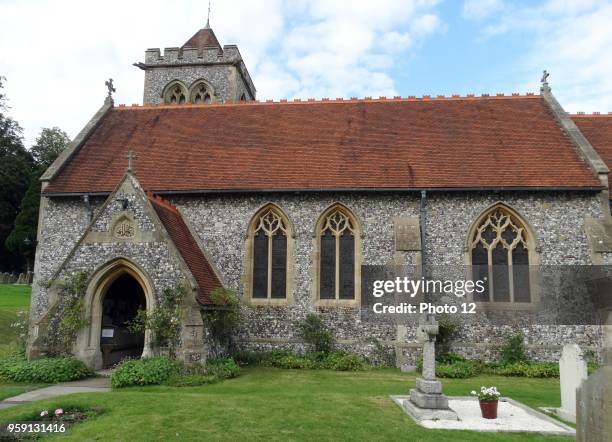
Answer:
246;204;292;302
468;204;535;303
163;81;187;105
316;204;361;302
189;81;213;104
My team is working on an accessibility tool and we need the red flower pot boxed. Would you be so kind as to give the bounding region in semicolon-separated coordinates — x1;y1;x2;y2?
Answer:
479;400;498;419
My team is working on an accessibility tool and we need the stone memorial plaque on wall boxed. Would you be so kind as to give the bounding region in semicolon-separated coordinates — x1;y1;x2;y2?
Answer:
394;217;421;251
584;217;612;252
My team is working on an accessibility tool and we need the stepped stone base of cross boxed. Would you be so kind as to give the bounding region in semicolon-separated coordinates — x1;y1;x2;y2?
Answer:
405;315;458;421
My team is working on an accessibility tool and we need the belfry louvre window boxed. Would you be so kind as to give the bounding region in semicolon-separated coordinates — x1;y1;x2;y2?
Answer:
164;82;187;105
469;206;532;303
190;82;212;104
250;206;289;299
318;206;358;300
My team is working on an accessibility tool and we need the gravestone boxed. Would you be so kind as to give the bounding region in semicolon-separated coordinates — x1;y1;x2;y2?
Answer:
576;350;612;442
8;273;16;284
0;273;6;283
557;344;587;423
16;273;24;284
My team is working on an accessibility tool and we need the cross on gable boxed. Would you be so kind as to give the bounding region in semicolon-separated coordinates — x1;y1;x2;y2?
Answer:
127;150;138;173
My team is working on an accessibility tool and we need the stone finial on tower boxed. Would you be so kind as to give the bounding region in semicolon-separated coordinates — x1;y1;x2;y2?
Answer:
540;70;550;93
105;78;116;103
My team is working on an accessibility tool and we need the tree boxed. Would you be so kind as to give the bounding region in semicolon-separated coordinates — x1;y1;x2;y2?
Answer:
5;175;40;272
0;76;34;272
5;126;70;272
30;127;70;168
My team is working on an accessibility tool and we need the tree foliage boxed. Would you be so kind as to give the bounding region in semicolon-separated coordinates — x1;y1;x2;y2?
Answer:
1;76;70;272
5;128;69;270
0;76;34;272
30;127;70;169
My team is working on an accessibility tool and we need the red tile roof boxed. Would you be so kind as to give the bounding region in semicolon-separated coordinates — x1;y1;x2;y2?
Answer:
572;114;612;198
44;95;603;195
182;27;221;55
148;193;222;305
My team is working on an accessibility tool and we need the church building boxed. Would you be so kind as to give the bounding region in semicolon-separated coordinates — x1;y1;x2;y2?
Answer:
27;23;612;369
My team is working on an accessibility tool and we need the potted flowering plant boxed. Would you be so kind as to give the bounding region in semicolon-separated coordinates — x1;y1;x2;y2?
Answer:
471;386;501;419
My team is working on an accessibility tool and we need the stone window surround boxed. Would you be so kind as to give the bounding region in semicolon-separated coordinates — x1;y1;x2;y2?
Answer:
188;79;215;104
243;203;295;306
162;79;217;105
464;202;540;310
313;203;362;308
162;79;188;105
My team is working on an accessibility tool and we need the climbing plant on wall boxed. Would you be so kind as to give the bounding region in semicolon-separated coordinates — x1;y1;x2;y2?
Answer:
203;288;245;356
45;272;90;355
128;284;187;358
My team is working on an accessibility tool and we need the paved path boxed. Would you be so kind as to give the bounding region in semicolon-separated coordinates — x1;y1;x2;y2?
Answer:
0;377;110;410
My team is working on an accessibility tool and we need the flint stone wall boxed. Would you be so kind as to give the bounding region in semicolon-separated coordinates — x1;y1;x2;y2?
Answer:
31;190;607;361
171;191;606;360
143;64;251;105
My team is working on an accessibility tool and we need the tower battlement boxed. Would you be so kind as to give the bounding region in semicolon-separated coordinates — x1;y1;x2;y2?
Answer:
136;28;256;105
144;45;242;65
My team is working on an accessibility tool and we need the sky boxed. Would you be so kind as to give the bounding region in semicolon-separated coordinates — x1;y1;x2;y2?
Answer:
1;0;612;147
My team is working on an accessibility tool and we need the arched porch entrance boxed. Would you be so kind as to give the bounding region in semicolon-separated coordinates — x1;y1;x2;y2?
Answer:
77;258;155;370
100;273;146;367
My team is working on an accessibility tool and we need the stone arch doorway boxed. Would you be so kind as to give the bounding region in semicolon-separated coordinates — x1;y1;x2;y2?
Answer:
77;258;155;370
100;273;146;367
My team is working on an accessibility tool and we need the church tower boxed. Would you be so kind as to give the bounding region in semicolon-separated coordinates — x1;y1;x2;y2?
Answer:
134;22;256;105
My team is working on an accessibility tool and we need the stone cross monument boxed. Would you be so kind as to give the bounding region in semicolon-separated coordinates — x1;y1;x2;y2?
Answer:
403;314;458;421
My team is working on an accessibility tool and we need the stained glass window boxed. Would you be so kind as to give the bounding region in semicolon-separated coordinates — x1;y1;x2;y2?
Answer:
469;206;532;303
251;207;289;300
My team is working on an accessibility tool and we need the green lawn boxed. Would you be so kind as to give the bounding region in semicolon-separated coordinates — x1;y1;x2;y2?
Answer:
0;367;569;441
0;284;42;399
0;284;571;441
0;283;31;351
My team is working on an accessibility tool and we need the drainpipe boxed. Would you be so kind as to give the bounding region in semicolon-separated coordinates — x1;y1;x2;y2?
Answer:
419;190;427;273
83;194;93;222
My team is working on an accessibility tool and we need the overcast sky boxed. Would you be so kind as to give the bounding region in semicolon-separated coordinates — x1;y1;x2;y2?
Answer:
1;0;612;147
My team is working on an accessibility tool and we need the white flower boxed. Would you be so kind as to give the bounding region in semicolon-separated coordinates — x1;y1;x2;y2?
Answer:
471;390;477;395
54;408;63;416
40;410;49;417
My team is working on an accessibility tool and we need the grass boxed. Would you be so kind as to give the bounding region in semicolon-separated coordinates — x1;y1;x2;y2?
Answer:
0;284;43;399
0;284;30;351
0;367;569;441
0;284;571;441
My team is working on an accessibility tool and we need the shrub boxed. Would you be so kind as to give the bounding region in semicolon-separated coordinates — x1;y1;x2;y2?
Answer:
436;361;479;378
206;358;240;379
296;314;334;353
233;350;367;371
492;361;559;378
499;331;528;365
0;356;93;383
323;353;365;371
436;353;467;364
111;357;181;388
276;354;315;369
120;357;241;388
